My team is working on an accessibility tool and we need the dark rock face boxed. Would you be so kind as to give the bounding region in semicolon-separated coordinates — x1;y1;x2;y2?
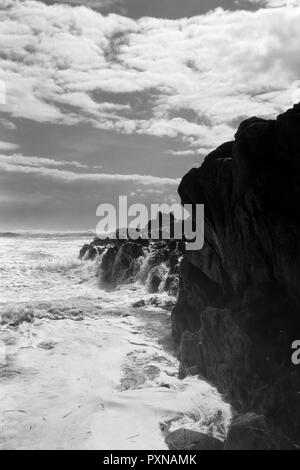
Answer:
199;308;261;411
139;247;169;283
79;238;106;260
172;104;300;446
224;413;295;450
178;330;201;379
79;244;90;260
86;237;184;295
165;274;179;297
148;296;176;310
147;265;167;293
80;238;183;296
101;242;144;285
79;243;103;261
166;428;224;451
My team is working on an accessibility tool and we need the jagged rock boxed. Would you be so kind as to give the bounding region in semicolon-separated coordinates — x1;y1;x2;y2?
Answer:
79;243;104;261
80;233;181;293
224;413;296;450
101;246;118;283
168;251;180;274
164;274;179;296
197;308;261;410
132;299;146;308
178;330;200;379
166;429;224;450
101;242;144;285
86;246;98;261
148;248;169;270
147;265;167;293
172;104;300;446
149;296;176;310
79;244;90;260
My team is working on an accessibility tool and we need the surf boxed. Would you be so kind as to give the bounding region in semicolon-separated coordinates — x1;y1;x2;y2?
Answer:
0;234;231;450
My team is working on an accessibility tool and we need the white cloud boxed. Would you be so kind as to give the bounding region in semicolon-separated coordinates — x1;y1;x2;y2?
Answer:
248;0;299;6
0;1;299;151
165;149;196;156
0;140;19;151
0;153;88;168
0;154;179;186
44;0;120;8
0;151;180;228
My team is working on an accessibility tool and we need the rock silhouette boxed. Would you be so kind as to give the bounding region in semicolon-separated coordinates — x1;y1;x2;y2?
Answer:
172;104;300;447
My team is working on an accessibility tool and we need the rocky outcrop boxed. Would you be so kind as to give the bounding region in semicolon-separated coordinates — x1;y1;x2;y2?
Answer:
166;428;224;451
101;241;144;285
172;104;300;447
79;239;105;260
80;236;184;296
147;265;168;293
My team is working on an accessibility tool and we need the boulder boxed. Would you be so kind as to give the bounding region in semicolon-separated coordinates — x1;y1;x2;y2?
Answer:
147;265;167;293
79;243;104;261
149;296;176;310
79;244;90;260
166;429;224;451
101;242;144;285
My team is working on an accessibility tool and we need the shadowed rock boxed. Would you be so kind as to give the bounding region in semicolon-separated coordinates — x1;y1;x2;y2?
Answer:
101;242;144;285
147;265;167;293
81;237;183;296
79;242;104;261
172;104;300;446
166;428;224;450
224;413;296;450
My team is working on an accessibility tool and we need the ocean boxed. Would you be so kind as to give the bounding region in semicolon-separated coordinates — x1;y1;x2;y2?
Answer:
0;233;231;450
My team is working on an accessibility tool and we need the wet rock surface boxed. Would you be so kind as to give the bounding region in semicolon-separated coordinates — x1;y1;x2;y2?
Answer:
172;104;300;447
79;240;105;261
80;237;184;296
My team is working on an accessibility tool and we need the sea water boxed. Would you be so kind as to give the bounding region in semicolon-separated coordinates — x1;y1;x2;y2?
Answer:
0;233;231;450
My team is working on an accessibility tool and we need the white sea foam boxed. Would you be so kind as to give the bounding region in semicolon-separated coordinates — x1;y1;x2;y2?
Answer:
0;235;231;450
0;236;97;303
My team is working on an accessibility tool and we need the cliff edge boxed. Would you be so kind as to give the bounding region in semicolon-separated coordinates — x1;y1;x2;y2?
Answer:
172;104;300;448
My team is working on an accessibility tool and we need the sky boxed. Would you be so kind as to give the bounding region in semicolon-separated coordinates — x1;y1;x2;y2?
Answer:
0;0;300;231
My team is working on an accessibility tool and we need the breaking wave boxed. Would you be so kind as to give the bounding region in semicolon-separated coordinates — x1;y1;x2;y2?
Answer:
33;256;84;273
0;234;232;450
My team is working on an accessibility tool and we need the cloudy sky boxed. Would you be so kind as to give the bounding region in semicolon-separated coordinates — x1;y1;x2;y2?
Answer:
0;0;299;231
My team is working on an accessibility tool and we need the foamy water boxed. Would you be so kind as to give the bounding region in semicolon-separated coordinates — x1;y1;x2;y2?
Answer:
0;234;231;450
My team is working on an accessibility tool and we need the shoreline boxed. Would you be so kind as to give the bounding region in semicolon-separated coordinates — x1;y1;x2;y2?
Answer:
0;296;230;450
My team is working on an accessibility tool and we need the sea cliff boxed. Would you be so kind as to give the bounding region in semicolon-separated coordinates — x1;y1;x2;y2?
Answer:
173;103;300;449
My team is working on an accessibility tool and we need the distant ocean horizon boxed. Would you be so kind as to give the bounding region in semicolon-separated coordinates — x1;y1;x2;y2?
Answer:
0;230;96;239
